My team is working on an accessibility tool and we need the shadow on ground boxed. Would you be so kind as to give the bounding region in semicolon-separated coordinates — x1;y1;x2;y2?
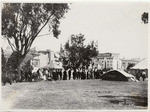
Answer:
98;95;147;107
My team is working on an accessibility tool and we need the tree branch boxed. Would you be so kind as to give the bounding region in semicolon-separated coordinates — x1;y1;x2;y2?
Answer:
32;14;54;42
26;14;54;52
7;38;17;52
29;4;55;45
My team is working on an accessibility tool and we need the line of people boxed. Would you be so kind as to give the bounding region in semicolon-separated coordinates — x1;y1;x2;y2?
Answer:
37;68;104;81
3;67;104;84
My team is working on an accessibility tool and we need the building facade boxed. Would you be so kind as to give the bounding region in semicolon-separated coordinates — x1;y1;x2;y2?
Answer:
30;48;61;72
93;53;141;71
93;53;122;70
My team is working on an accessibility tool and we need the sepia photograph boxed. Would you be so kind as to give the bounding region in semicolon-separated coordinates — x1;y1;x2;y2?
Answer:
1;0;149;111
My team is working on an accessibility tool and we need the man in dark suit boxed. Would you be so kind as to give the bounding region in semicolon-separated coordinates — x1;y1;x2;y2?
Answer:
68;69;71;80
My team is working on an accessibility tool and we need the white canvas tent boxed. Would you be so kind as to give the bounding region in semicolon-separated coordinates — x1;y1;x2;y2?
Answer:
131;58;148;70
101;70;135;81
129;58;148;78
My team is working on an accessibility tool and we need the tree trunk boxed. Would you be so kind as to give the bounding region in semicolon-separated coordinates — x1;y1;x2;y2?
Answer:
16;56;25;80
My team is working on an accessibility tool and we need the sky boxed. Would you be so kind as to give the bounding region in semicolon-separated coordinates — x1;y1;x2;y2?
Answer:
1;2;149;59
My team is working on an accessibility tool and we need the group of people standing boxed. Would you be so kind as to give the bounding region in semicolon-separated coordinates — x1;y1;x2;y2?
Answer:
3;67;104;84
136;70;147;81
36;68;104;81
37;69;62;81
3;66;147;85
37;68;148;82
67;68;103;80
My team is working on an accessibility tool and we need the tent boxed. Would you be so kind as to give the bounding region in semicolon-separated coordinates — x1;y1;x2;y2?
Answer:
131;58;148;69
101;70;135;81
44;61;63;69
130;58;148;78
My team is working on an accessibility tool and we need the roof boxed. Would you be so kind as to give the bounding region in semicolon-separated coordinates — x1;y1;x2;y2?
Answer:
44;61;62;69
97;53;119;59
121;59;140;63
131;58;148;69
105;70;134;78
119;70;134;78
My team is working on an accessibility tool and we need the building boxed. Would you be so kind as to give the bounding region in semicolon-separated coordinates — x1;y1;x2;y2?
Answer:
93;52;141;71
121;58;140;70
30;47;62;72
93;53;122;70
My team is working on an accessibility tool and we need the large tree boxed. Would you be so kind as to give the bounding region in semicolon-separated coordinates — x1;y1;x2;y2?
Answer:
2;3;69;71
60;34;98;69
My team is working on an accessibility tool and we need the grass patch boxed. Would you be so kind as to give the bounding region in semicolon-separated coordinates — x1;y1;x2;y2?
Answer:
2;79;148;110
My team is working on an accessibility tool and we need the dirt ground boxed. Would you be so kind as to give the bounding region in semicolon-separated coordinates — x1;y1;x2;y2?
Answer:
1;79;148;110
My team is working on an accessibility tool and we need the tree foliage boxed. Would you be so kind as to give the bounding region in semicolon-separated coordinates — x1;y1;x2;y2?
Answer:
141;12;148;24
60;34;98;69
126;63;135;70
22;60;33;73
2;3;69;70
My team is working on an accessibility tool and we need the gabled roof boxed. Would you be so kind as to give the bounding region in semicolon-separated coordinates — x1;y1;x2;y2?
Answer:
97;53;119;58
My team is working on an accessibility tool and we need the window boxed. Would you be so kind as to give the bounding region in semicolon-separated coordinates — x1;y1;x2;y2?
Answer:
32;59;39;67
